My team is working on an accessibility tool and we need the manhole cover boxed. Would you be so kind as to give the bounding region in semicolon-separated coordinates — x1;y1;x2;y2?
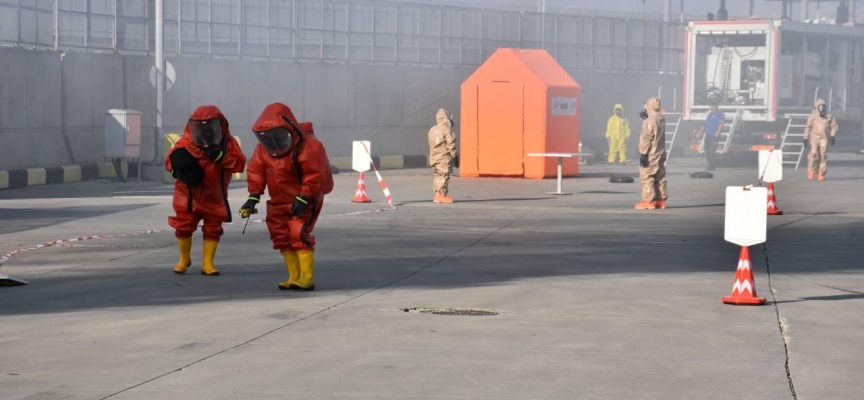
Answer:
402;307;499;316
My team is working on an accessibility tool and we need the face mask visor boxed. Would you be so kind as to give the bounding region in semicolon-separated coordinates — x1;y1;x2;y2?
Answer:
189;119;224;149
254;127;293;157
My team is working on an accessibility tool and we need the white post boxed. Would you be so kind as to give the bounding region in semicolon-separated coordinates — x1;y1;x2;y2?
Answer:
153;0;164;165
556;157;563;194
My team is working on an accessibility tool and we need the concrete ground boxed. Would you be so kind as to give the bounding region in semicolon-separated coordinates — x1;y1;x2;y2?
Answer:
1;154;862;400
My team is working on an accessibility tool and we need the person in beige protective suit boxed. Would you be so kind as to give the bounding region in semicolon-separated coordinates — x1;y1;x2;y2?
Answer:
429;108;458;203
804;98;839;181
635;98;668;210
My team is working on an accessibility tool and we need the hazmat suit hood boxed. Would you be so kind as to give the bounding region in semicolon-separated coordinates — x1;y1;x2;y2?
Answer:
253;103;303;157
814;98;829;117
436;108;454;127
644;98;662;116
184;105;231;149
298;122;316;139
613;104;624;113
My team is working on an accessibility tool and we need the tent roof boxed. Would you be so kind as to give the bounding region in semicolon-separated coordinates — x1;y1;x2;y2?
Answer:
464;48;580;89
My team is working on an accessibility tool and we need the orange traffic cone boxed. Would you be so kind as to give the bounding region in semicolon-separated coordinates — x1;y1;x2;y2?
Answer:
722;246;766;305
767;182;783;215
350;172;372;203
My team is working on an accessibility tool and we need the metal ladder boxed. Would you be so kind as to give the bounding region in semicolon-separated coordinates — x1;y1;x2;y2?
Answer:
664;113;682;161
700;109;742;155
779;113;811;170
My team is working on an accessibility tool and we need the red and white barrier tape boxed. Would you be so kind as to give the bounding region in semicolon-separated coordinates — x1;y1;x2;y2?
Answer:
1;144;397;272
0;202;396;270
0;229;164;271
361;142;395;209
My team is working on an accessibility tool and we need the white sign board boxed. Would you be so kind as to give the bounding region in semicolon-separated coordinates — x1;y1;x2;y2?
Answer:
724;186;768;247
352;140;372;172
150;61;176;91
551;97;577;116
758;150;783;183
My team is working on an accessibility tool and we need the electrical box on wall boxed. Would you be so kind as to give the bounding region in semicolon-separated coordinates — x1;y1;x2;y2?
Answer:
104;109;142;159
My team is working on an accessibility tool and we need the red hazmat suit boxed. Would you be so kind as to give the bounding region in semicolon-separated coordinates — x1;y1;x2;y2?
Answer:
247;104;333;253
165;105;247;241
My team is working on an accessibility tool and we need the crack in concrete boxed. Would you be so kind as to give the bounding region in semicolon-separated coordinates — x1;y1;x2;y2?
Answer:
762;243;798;400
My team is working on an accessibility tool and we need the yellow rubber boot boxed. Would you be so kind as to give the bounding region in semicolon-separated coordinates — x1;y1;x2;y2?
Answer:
201;239;221;276
288;250;315;291
278;252;300;291
173;237;192;274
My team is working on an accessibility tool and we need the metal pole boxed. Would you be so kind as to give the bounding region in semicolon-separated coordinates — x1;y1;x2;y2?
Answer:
803;0;810;21
84;0;89;48
112;0;118;51
749;0;755;17
540;1;545;47
208;0;212;54
178;0;182;55
17;0;21;45
153;0;164;165
320;0;324;60
266;0;271;58
664;0;671;22
238;0;243;57
680;0;684;23
54;0;59;50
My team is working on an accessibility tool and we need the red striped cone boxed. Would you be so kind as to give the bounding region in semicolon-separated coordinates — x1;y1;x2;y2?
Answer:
350;172;372;203
722;246;766;305
767;182;783;215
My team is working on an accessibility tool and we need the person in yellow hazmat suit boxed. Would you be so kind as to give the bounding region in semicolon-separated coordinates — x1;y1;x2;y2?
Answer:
635;98;668;210
803;98;839;181
606;104;631;164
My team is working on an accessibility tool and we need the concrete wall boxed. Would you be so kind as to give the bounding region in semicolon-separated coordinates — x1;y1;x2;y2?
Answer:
0;46;682;170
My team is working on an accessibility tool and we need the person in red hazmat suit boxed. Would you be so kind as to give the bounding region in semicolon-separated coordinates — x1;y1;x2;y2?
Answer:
166;105;247;276
240;104;333;291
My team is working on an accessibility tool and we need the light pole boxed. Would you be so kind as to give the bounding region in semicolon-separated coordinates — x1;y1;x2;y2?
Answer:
153;0;164;165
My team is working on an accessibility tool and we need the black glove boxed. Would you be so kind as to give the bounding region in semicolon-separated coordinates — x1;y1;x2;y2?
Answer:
802;137;809;146
453;154;460;168
169;148;204;186
203;146;225;162
639;154;649;168
291;194;310;217
239;194;260;218
830;136;836;147
639;110;649;120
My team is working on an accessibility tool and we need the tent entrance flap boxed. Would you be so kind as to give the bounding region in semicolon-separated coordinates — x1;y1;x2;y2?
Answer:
478;82;524;176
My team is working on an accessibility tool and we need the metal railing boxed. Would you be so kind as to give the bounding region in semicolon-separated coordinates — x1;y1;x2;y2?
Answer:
0;0;685;73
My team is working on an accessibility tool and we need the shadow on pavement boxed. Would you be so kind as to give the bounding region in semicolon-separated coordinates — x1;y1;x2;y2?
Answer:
1;212;860;316
0;204;154;235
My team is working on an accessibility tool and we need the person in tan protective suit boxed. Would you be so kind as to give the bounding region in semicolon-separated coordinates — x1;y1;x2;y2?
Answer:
635;98;668;210
429;108;457;203
804;98;839;181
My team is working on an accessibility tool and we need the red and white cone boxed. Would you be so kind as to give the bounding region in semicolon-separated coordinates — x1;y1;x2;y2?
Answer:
722;246;766;305
767;182;783;215
350;172;372;203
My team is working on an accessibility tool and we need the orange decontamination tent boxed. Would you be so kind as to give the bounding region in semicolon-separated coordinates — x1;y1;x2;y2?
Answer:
460;48;582;179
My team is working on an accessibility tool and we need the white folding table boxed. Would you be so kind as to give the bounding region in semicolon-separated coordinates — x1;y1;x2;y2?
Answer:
527;153;593;195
